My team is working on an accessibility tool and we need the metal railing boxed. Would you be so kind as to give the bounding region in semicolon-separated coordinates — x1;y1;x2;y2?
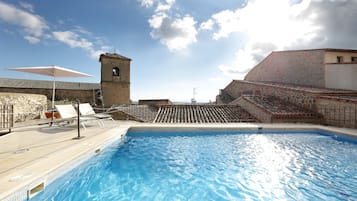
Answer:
317;104;357;128
0;104;14;133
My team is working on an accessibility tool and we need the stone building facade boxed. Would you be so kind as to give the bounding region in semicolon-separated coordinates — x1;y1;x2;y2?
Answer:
245;49;357;90
218;80;357;110
217;80;357;127
100;53;131;107
217;48;357;128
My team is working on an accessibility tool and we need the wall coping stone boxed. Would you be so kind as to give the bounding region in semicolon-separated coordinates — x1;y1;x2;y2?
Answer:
226;80;357;95
0;78;100;90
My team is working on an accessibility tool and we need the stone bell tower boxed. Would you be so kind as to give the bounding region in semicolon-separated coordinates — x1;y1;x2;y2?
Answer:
99;53;131;106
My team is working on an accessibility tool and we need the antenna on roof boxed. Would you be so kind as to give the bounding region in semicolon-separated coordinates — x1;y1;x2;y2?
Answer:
191;88;197;104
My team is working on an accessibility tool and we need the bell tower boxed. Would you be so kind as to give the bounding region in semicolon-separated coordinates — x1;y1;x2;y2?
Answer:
99;53;131;106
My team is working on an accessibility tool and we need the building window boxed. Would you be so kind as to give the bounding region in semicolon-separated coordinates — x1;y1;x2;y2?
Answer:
336;56;343;63
112;67;120;76
352;57;357;62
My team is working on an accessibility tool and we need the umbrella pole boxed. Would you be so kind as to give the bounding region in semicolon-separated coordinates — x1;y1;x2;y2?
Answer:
51;78;56;125
73;99;84;140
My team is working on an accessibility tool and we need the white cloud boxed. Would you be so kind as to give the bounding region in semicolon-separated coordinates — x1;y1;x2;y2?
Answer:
211;0;319;43
149;14;197;51
90;49;107;59
0;2;112;59
139;0;154;8
199;19;214;31
19;2;34;12
156;0;175;12
203;0;325;78
52;31;93;49
0;1;48;41
24;35;40;44
145;0;197;51
52;30;110;59
294;0;357;49
148;12;167;28
218;46;257;79
211;10;240;40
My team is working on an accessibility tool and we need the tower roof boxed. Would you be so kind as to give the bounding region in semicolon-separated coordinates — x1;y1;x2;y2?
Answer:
99;53;131;62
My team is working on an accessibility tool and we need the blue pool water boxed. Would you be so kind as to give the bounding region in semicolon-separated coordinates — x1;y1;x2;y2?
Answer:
31;130;357;201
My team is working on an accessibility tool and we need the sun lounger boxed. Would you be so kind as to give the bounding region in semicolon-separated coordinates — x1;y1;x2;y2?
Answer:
79;103;114;125
55;104;102;129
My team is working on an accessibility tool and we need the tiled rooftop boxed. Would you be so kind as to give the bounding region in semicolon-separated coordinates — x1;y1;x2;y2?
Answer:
154;105;257;123
244;96;322;119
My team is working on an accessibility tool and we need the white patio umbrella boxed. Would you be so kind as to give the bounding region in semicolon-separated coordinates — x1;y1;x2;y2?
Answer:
8;65;92;111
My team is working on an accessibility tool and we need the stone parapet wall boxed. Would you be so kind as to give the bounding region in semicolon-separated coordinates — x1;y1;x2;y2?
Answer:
216;89;234;104
223;81;318;110
111;111;142;121
0;88;98;107
317;96;357;128
216;95;223;104
0;78;101;107
221;80;357;128
0;78;100;90
236;97;270;122
0;93;47;122
138;99;172;106
236;96;322;124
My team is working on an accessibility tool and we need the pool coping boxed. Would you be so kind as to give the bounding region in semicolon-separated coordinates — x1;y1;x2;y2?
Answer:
1;122;356;201
129;123;357;138
1;124;129;201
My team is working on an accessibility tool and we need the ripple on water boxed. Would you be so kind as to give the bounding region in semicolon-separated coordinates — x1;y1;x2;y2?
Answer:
31;132;357;201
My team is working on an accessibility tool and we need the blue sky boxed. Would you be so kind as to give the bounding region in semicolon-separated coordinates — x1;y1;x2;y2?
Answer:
1;0;357;102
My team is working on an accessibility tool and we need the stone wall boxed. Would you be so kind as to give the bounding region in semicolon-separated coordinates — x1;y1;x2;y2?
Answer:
245;50;325;87
100;53;131;106
0;93;47;122
219;80;357;128
236;96;322;124
101;82;130;106
325;63;357;90
216;89;234;104
138;99;172;106
317;96;357;128
110;111;143;121
236;97;270;122
221;80;319;110
0;88;97;107
100;53;131;83
0;78;101;106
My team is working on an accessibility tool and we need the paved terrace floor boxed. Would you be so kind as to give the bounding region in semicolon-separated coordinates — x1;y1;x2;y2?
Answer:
0;120;357;201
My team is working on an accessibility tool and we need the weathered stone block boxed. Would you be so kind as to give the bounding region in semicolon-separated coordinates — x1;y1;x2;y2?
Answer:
0;92;47;122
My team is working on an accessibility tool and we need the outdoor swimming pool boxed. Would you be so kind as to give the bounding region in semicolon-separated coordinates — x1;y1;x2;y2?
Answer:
31;130;357;201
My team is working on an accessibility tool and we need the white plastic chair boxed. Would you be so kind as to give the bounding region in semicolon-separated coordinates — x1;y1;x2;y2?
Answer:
55;104;101;129
79;103;114;126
